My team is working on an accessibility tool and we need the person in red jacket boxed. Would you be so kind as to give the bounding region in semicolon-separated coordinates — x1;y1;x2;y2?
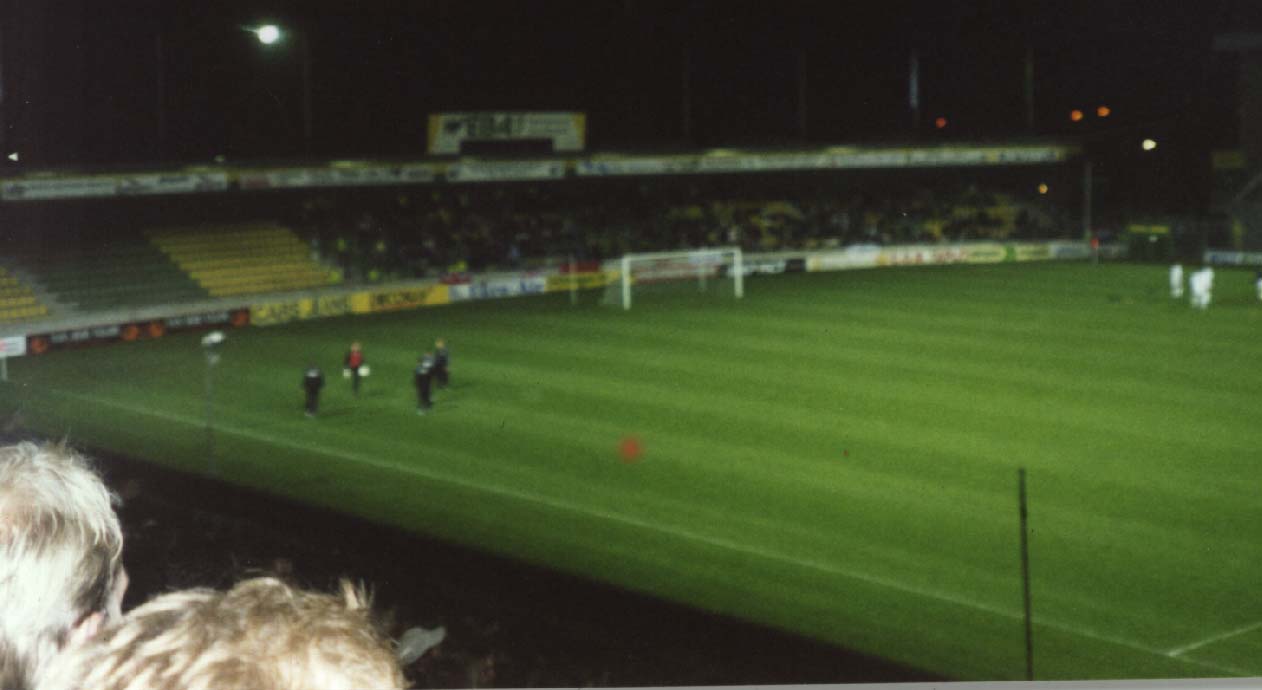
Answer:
343;342;367;396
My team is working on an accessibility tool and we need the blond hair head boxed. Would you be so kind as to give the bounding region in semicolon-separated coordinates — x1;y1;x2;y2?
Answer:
42;577;405;690
0;441;124;690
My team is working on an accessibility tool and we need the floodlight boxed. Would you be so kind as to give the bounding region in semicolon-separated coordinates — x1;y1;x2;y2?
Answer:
255;24;282;45
1142;138;1158;151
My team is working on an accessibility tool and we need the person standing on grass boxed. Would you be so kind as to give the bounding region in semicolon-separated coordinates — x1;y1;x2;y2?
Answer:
302;364;324;417
344;342;367;396
434;338;450;389
414;353;435;415
1255;270;1262;302
1190;267;1213;310
1169;263;1184;299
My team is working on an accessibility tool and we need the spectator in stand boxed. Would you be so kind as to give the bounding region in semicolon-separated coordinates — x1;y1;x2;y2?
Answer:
39;577;405;690
1;442;128;690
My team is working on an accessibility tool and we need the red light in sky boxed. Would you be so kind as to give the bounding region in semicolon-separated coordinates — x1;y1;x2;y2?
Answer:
934;117;947;129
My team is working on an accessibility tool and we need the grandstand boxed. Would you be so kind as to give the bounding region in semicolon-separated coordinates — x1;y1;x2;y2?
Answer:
0;267;48;323
148;224;336;297
4;235;203;314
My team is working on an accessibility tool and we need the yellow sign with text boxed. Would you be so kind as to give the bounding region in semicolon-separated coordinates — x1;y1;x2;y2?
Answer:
545;272;616;292
349;285;450;314
251;294;352;326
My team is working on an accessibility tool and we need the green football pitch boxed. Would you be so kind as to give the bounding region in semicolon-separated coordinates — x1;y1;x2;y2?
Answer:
3;262;1261;680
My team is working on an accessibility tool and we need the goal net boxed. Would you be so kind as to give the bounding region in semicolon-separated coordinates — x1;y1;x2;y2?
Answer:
603;247;744;310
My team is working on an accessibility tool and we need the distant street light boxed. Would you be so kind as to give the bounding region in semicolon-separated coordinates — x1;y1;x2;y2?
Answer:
934;116;948;129
1096;105;1111;118
255;24;282;45
1070;109;1084;122
1141;138;1158;151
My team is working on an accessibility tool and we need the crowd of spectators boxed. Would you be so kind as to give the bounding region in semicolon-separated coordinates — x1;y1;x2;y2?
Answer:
284;171;1078;282
0;170;1080;285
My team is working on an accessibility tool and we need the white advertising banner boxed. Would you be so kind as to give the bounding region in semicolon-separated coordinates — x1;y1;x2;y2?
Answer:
445;160;565;183
574;145;1072;179
575;157;701;177
806;240;1085;273
447;275;549;301
806;246;882;272
0;336;27;357
116;172;230;196
1204;249;1262;266
2;177;120;201
237;165;436;190
428;112;586;155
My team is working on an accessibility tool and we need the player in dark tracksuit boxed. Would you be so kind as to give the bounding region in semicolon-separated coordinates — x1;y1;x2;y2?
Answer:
302;365;324;417
414;353;435;414
344;342;366;396
433;338;449;389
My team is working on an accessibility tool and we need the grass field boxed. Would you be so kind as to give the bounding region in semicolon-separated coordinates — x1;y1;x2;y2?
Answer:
3;261;1261;681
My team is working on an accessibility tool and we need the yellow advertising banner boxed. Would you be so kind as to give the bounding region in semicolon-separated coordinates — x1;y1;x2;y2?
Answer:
350;285;450;314
545;272;616;292
250;300;304;326
251;294;353;326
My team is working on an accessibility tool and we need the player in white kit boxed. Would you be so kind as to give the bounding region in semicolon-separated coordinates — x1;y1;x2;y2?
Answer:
1189;267;1214;309
1169;263;1184;299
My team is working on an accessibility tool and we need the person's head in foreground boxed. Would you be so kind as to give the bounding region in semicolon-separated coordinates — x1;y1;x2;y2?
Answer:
40;577;405;690
0;441;127;690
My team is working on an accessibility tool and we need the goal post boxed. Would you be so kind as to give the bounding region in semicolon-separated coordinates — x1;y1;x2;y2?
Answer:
611;246;744;310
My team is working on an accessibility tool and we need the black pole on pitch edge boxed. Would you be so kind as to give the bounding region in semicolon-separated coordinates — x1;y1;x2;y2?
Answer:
1018;467;1034;680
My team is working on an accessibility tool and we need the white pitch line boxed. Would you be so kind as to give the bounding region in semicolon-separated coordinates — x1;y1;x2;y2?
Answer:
1168;620;1262;657
47;390;1251;677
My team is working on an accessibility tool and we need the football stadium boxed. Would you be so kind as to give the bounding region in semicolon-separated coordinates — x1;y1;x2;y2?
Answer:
2;2;1261;687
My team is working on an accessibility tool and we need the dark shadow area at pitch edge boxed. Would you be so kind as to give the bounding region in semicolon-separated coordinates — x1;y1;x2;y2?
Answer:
25;440;947;687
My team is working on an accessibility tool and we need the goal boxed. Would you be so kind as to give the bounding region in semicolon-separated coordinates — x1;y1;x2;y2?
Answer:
607;247;744;310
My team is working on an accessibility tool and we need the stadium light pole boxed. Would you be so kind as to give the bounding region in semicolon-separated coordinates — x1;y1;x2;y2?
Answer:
1083;159;1093;242
202;331;225;475
1018;467;1034;681
250;23;312;154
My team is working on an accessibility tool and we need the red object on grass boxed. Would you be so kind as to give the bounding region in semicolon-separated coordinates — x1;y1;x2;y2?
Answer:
619;436;643;462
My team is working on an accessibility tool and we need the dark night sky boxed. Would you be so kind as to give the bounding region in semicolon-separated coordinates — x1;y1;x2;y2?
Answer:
0;0;1246;171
